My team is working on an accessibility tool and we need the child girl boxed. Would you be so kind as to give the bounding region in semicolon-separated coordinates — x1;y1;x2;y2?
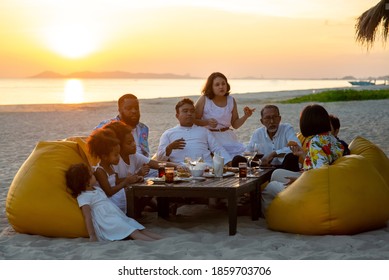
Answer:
65;163;162;241
86;128;144;214
103;121;187;214
194;72;256;157
103;121;186;179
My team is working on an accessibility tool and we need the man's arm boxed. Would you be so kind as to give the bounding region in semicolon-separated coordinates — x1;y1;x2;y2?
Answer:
156;131;171;161
275;125;301;155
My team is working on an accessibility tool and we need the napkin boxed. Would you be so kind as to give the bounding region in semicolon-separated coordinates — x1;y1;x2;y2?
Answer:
213;153;224;177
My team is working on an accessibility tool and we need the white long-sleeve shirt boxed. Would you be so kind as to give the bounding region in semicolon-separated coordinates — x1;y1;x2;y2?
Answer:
249;123;301;165
156;125;233;166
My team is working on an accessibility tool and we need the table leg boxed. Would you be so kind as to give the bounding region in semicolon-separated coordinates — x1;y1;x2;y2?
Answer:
228;194;237;235
250;187;260;221
126;187;135;218
157;197;170;218
134;197;144;218
258;186;263;218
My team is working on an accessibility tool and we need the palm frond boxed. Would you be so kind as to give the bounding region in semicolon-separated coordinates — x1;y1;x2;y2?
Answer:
355;0;389;48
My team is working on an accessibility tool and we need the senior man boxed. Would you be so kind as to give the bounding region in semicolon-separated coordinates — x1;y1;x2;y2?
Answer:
248;104;301;171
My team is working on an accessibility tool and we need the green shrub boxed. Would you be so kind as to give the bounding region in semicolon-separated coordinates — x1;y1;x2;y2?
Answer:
281;89;389;103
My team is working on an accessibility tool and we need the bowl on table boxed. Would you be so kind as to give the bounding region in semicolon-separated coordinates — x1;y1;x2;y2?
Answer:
189;162;207;177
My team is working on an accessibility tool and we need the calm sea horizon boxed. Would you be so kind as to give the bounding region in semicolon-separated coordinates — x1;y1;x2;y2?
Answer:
0;78;356;105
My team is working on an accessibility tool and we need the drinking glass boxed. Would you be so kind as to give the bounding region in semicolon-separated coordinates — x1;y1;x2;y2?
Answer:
250;143;263;172
158;162;167;178
243;144;257;175
164;167;175;184
239;162;247;179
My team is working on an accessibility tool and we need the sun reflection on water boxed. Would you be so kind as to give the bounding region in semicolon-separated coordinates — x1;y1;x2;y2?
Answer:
63;79;84;103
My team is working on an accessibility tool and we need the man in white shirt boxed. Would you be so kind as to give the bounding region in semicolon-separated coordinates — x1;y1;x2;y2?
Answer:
156;98;233;167
248;104;301;171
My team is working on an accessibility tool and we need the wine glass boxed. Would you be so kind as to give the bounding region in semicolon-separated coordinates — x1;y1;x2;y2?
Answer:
250;143;263;172
243;144;257;175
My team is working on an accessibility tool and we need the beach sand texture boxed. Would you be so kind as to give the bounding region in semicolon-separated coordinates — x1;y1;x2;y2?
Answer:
1;90;389;260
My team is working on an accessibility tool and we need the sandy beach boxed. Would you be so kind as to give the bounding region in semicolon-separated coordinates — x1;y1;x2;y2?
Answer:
1;89;389;260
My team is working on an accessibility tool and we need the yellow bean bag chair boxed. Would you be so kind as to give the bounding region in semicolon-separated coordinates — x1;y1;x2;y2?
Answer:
348;136;389;187
6;139;90;238
65;136;99;167
266;136;389;235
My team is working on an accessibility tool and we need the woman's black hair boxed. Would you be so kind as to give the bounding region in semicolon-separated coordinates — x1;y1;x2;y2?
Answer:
300;104;331;137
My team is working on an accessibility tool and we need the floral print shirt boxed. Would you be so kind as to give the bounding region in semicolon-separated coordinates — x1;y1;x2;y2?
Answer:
303;132;344;171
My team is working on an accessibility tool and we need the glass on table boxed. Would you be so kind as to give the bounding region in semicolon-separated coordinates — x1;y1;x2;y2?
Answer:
250;157;263;173
239;162;247;179
158;162;167;178
243;144;257;175
164;167;175;184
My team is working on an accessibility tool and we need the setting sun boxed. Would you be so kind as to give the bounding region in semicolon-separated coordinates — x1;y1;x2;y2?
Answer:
0;0;387;79
44;24;101;58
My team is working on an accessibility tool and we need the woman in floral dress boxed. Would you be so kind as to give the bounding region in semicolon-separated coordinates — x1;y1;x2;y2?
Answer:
261;104;345;217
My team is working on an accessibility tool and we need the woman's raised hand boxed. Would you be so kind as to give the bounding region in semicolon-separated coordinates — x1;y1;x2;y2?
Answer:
243;106;256;117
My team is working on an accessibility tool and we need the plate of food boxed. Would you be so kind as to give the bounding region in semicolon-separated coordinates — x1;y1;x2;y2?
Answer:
146;177;164;182
178;177;194;182
226;167;239;173
146;177;183;183
176;171;192;178
247;173;262;178
190;176;206;181
203;171;235;178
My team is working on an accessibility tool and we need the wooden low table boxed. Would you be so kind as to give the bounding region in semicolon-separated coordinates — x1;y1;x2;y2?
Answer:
125;168;273;235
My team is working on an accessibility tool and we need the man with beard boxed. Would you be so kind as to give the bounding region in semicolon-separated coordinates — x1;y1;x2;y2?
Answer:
247;104;301;171
95;94;150;157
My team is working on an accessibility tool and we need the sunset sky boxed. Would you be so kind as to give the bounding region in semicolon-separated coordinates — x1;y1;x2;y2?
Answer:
1;0;388;79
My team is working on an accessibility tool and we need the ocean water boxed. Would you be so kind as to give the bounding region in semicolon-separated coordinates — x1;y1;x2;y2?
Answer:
0;78;354;105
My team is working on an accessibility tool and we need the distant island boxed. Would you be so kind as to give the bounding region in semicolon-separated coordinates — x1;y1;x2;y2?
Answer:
28;71;389;80
29;71;200;79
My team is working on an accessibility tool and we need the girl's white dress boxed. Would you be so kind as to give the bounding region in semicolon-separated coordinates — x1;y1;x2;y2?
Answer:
202;95;245;156
112;154;150;213
94;164;127;214
77;187;145;241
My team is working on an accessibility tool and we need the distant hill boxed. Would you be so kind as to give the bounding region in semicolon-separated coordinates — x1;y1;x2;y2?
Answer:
29;71;199;79
341;76;356;80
